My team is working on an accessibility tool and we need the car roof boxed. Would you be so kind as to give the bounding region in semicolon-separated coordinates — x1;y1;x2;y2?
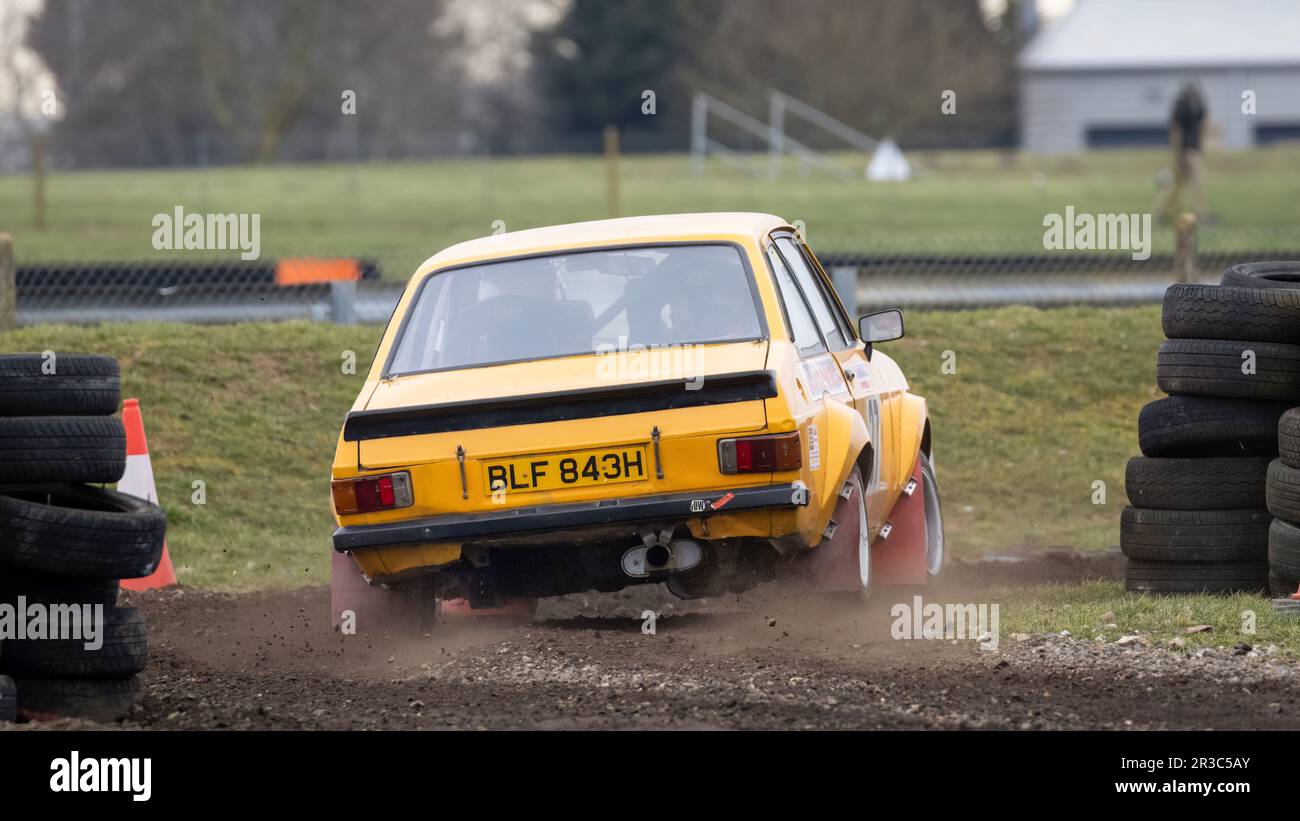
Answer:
417;212;790;273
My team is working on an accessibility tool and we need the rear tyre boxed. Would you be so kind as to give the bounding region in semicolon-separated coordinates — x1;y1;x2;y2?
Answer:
0;417;126;484
1156;339;1300;401
395;578;440;631
1119;507;1270;562
1125;455;1268;509
1137;395;1290;457
1124;559;1268;594
1220;261;1300;291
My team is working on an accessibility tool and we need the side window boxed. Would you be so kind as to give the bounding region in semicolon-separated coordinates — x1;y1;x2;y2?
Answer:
766;243;826;356
799;239;856;342
775;236;849;349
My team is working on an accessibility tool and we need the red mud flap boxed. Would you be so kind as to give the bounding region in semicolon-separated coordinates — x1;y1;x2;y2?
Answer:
808;456;931;591
331;550;414;631
807;470;869;591
872;456;930;586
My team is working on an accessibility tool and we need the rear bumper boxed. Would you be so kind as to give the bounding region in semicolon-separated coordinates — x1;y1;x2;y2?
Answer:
332;483;808;552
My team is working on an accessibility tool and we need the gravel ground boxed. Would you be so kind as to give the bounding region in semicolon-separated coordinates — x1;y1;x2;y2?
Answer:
7;551;1300;730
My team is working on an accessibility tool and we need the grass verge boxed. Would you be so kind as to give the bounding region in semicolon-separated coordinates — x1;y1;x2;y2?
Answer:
997;580;1300;657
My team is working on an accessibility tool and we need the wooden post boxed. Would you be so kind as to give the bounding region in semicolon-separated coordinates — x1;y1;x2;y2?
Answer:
1174;211;1198;283
690;93;707;178
0;233;16;331
603;124;620;218
32;134;47;231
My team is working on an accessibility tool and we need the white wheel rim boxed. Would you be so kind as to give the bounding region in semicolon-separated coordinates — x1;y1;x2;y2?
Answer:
856;474;871;589
922;459;944;576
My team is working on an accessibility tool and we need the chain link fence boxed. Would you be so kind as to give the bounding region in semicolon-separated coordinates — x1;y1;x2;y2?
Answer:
3;230;1299;327
10;257;403;325
821;249;1290;311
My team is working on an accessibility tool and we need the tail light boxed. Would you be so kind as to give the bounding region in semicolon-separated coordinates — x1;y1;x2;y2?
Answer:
332;471;413;515
717;432;802;474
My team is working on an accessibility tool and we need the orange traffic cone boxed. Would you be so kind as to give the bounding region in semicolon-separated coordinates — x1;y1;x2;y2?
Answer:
118;398;177;590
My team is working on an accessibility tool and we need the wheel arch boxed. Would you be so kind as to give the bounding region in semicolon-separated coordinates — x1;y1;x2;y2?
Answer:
897;393;930;484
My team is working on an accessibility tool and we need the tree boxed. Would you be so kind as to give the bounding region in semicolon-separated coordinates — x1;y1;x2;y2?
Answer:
678;0;1017;147
529;0;700;144
25;0;468;166
0;0;59;225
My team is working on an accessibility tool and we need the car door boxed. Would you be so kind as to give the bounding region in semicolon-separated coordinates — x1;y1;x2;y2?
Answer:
762;239;851;534
770;233;899;532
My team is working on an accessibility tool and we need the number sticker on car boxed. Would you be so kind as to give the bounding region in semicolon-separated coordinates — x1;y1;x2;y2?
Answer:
483;446;648;495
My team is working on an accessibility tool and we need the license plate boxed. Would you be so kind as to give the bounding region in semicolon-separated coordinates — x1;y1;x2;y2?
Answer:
482;445;649;495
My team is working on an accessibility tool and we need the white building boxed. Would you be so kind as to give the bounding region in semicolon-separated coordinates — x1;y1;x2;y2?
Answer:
1019;0;1300;152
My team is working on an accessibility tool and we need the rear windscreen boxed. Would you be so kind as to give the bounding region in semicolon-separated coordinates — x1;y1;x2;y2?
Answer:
387;244;763;375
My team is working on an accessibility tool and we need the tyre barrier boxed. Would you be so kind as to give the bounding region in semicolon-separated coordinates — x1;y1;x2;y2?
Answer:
0;353;163;722
1125;262;1300;594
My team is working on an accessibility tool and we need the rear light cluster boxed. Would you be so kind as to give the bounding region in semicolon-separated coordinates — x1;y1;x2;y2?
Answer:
717;432;802;474
332;471;414;515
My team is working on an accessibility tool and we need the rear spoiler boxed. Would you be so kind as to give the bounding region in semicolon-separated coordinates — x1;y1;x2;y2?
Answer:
342;370;778;442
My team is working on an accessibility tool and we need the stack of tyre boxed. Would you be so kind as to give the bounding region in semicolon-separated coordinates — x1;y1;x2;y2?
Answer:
1125;263;1300;594
0;354;165;722
1270;408;1300;597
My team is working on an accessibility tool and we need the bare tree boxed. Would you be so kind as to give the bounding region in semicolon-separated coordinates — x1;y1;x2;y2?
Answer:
0;0;53;139
27;0;468;167
0;0;57;225
679;0;1017;146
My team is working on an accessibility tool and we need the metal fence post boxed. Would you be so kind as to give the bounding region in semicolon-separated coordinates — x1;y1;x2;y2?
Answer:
329;280;357;325
831;265;858;317
1175;212;1198;283
0;234;15;331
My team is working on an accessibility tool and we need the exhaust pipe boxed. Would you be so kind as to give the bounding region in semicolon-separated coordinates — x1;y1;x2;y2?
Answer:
622;539;703;578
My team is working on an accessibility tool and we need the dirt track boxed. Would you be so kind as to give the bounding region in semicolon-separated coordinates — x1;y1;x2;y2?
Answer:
15;552;1300;730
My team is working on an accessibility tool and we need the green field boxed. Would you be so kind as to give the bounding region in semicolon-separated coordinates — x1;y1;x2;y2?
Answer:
3;148;1300;278
0;304;1160;589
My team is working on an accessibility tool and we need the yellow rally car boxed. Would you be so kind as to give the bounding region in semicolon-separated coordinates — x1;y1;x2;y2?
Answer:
330;213;942;628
